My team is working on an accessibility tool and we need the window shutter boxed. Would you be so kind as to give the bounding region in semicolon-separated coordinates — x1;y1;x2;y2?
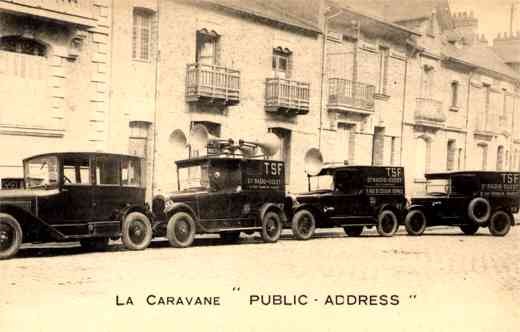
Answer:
215;37;222;66
287;53;293;79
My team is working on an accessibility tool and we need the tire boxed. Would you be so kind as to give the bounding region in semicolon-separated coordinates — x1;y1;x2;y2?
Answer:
291;210;316;240
0;213;23;260
404;210;427;236
460;223;480;235
261;211;282;243
468;197;491;225
166;212;196;248
80;237;109;251
220;231;241;244
122;212;153;251
376;210;399;237
343;226;364;237
488;211;512;237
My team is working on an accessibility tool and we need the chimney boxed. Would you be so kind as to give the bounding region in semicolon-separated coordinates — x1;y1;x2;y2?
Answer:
451;11;479;45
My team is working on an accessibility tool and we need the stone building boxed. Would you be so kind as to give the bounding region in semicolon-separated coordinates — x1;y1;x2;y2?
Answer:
0;0;111;187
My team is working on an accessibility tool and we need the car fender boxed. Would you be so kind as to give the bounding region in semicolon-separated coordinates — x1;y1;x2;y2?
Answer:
293;203;323;221
377;203;403;220
259;202;287;224
0;204;64;241
118;204;153;224
165;202;198;221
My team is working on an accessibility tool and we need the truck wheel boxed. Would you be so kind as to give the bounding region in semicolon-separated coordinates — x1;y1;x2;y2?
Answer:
0;213;23;260
291;210;315;240
220;232;241;244
468;197;491;224
343;226;364;237
167;212;195;248
460;223;479;235
404;210;427;236
80;237;109;251
377;210;398;237
122;212;153;251
488;211;512;237
261;211;282;243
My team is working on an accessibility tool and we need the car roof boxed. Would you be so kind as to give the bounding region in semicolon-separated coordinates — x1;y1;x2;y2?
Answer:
317;164;403;176
425;171;520;179
23;152;143;162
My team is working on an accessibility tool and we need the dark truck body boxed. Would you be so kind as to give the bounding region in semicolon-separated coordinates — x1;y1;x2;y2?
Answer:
286;166;406;238
152;157;286;245
405;171;520;236
0;152;152;259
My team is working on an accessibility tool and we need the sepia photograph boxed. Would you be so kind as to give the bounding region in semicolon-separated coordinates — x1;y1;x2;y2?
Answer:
0;0;519;331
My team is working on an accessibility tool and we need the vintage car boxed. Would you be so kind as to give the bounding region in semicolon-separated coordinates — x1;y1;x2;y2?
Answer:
286;164;406;239
404;171;520;236
0;152;153;259
151;154;286;248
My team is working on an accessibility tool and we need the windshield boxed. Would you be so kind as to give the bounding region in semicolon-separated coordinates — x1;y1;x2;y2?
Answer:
24;156;59;189
178;164;209;191
426;179;449;195
308;175;334;191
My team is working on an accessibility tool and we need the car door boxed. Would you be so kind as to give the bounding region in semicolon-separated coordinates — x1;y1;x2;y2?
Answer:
92;155;123;222
326;171;364;225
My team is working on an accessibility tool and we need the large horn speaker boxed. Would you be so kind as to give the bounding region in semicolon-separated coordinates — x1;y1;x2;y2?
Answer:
240;133;280;157
169;129;188;150
304;148;324;176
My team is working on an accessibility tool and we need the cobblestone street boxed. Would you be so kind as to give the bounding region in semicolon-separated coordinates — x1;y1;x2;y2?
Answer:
1;226;519;332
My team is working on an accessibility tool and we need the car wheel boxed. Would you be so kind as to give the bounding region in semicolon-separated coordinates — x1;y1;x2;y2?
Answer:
80;237;109;251
460;223;479;235
166;212;196;248
291;210;315;240
468;197;491;225
0;213;23;260
404;210;427;236
122;212;153;251
261;211;282;243
488;211;512;237
220;232;241;244
377;210;398;237
343;226;364;237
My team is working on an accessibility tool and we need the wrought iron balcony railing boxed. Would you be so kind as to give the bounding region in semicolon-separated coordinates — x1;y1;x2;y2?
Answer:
185;63;240;106
327;78;375;114
265;78;310;115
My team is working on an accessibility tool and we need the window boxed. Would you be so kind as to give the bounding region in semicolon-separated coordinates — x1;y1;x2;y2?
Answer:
447;140;456;171
196;30;219;65
477;143;488;170
390;137;397;166
497;145;505;171
334;171;362;194
178;165;209;191
422;65;434;98
24;156;58;189
457;148;463;170
132;8;153;61
96;157;120;185
122;158;142;186
0;36;46;56
272;48;292;79
451;81;459;108
63;157;91;185
270;128;291;185
129;121;150;157
335;123;356;164
378;46;389;94
415;137;431;179
372;127;385;166
484;84;491;126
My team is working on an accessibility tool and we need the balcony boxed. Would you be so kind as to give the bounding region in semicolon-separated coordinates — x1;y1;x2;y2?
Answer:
265;78;310;115
414;98;446;128
185;63;240;106
474;114;497;136
327;78;375;114
0;0;96;27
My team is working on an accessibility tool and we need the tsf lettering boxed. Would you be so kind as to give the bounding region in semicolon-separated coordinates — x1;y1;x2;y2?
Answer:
502;174;520;184
386;168;402;178
264;162;284;176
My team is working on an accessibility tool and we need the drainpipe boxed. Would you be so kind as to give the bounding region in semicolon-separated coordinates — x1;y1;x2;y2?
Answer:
399;52;408;166
150;0;161;199
463;70;475;169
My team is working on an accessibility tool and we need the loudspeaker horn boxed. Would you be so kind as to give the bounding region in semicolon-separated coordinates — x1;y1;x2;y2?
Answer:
240;133;280;157
169;129;188;150
304;148;324;176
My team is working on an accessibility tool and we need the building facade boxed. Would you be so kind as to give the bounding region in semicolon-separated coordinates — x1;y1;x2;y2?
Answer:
1;0;520;198
0;0;112;188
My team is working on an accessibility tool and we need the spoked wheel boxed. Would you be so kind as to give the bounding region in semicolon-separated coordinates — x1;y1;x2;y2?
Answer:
220;232;241;244
167;212;196;248
343;226;364;237
404;210;427;236
291;210;315;240
460;223;479;235
0;213;23;260
261;211;282;243
80;237;109;252
122;212;153;250
488;211;512;237
377;210;399;237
